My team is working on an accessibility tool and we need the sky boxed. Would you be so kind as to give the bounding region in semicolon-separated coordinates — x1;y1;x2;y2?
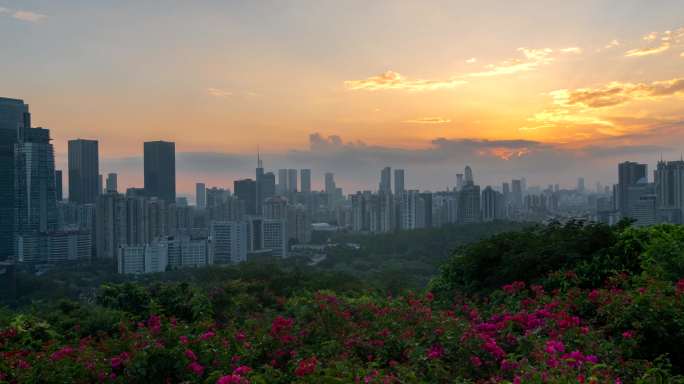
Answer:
2;0;683;197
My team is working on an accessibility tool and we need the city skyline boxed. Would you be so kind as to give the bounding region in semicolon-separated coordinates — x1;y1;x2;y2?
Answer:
2;1;684;194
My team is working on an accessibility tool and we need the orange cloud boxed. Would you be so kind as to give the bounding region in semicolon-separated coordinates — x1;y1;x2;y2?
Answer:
551;77;684;108
403;117;452;124
466;47;554;77
344;70;466;91
207;88;232;97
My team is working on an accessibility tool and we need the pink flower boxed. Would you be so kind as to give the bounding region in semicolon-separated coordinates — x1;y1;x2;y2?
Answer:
426;344;444;360
16;360;31;370
235;331;246;342
200;331;216;340
233;365;252;376
622;330;635;339
185;349;198;361
50;346;74;361
294;356;318;377
188;361;205;376
217;374;248;384
111;357;123;369
470;356;482;367
545;340;565;354
179;335;189;344
676;279;684;294
147;315;161;334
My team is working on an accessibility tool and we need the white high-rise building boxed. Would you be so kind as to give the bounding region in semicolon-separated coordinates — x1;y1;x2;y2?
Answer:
210;221;248;264
262;219;287;257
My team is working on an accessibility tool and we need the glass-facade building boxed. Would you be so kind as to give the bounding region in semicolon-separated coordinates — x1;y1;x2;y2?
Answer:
0;98;31;262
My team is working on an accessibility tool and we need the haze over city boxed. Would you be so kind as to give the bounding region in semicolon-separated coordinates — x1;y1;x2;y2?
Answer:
2;0;683;195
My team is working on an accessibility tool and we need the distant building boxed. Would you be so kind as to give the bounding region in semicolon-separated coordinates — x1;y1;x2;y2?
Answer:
482;186;504;221
196;182;206;209
144;141;176;202
234;179;257;215
106;173;118;193
458;183;481;223
394;169;405;195
118;241;168;274
68;139;99;204
287;169;298;193
210;221;247;264
379;167;392;193
655;160;684;224
262;219;287;257
55;170;63;201
300;169;311;193
618;161;647;218
277;169;288;193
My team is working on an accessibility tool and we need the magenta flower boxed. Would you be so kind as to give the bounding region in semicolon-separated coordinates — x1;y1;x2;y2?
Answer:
185;349;198;361
470;356;482;367
233;365;252;376
217;374;247;384
294;356;318;377
426;344;444;359
188;361;205;376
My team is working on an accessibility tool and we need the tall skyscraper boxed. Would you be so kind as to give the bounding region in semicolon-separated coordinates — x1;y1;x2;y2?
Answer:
196;182;206;209
287;169;297;193
300;169;311;193
456;174;464;191
14;127;58;262
618;161;647;217
106;173;118;193
482;186;504;221
654;160;684;223
144;141;176;202
458;183;481;223
234;179;257;215
511;179;523;208
55;170;63;201
394;169;405;195
379;167;392;193
210;221;247;264
256;153;265;215
277;169;288;193
325;172;336;208
464;166;474;185
68;139;99;204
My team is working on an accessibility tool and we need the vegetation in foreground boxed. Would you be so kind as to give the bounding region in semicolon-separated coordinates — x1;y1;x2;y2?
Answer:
1;221;684;383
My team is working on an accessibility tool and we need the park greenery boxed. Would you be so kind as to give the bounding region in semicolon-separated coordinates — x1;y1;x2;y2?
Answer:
1;220;684;383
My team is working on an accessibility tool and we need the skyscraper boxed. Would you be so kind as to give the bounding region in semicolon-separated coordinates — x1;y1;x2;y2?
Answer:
68;139;99;204
618;161;647;217
1;97;31;262
144;141;176;202
577;177;585;193
55;170;63;201
379;167;392;193
277;169;288;193
287;169;297;193
511;179;523;208
654;160;684;223
14;127;58;262
464;166;474;185
394;169;405;195
458;183;481;223
106;173;118;193
482;186;504;221
234;179;257;215
456;174;464;191
300;169;311;193
325;172;336;208
196;182;206;209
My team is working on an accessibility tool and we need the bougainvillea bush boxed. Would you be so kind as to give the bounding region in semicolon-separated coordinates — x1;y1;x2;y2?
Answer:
1;222;683;383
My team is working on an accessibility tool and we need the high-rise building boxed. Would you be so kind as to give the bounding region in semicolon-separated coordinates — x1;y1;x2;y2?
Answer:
263;196;288;220
456;174;464;191
210;221;247;264
458;183;481;223
96;192;127;260
196;182;206;209
464;166;474;185
482;186;504;221
277;169;288;193
0;97;31;261
234;179;257;215
144;141;176;202
654;160;684;223
300;169;311;193
14;127;58;263
325;172;336;208
55;170;63;201
287;169;298;193
618;161;647;217
577;177;585;193
262;219;287;257
379;167;392;193
511;179;523;208
106;173;118;193
394;169;405;195
68;139;99;204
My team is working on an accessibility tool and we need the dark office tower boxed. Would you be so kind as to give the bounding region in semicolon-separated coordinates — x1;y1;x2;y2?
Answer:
0;97;30;261
106;173;118;193
502;182;510;204
196;183;206;209
300;169;311;193
419;192;433;228
482;186;503;221
456;174;464;191
98;174;103;195
379;167;391;193
618;161;647;217
144;141;176;202
255;154;265;215
457;183;481;223
55;170;63;201
262;172;276;199
511;179;523;208
394;169;405;195
287;169;297;193
234;179;257;215
68;139;99;204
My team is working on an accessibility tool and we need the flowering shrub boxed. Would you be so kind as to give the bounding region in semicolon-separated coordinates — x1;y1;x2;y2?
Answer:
2;222;684;383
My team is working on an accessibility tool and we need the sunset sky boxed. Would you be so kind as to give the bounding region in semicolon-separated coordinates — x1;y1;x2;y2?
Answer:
2;0;683;197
